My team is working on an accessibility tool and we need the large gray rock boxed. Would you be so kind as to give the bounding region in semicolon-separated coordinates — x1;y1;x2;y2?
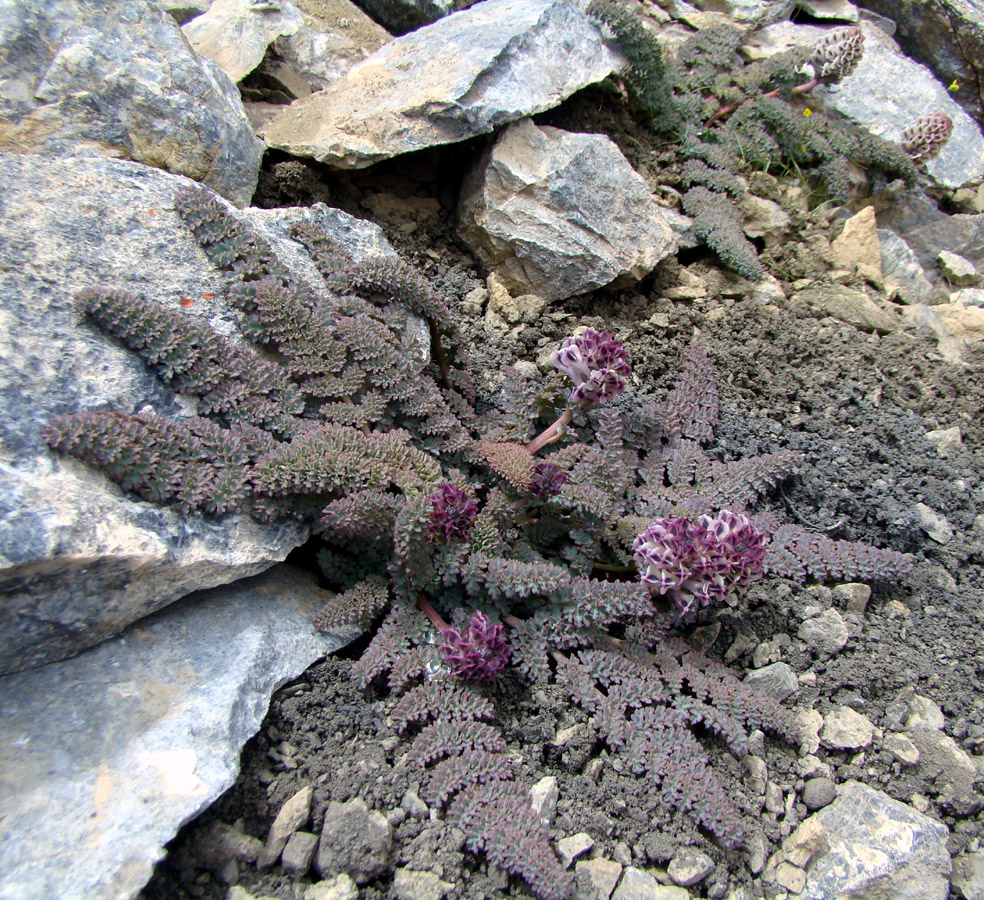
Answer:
353;0;458;34
0;152;396;675
259;0;623;167
800;781;951;900
183;0;306;83
751;20;984;189
0;565;356;900
852;0;984;130
458;120;676;302
879;229;937;304
675;0;795;26
0;0;263;206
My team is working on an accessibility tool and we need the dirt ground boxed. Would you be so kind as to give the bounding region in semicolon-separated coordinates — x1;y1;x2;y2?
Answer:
141;88;984;900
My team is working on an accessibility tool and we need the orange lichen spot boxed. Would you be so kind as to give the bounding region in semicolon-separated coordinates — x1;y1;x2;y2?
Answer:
148;209;157;217
202;292;215;300
180;297;194;308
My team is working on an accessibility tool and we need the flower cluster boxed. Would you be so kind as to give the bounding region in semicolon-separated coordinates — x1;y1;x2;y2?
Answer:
552;328;632;410
633;511;767;615
426;483;478;544
902;112;953;162
529;460;568;500
441;612;511;682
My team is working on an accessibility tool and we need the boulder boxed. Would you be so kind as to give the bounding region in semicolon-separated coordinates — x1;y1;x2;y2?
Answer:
352;0;458;34
794;285;900;333
799;781;951;900
0;152;397;675
0;0;263;206
879;229;937;304
0;565;356;900
259;0;623;167
750;20;984;189
458;120;676;301
680;0;795;26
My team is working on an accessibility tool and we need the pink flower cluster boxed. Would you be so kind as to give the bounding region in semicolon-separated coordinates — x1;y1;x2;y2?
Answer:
552;328;632;409
633;511;767;614
529;460;567;500
426;483;478;544
441;611;510;682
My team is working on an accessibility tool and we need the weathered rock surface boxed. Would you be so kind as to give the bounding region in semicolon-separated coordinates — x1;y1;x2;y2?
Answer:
679;0;795;26
0;0;263;206
353;0;458;34
183;0;306;83
794;286;900;333
751;19;984;189
799;781;951;900
0;152;397;675
879;229;937;304
852;0;984;130
316;798;394;883
458;119;676;301
0;565;355;900
259;0;623;167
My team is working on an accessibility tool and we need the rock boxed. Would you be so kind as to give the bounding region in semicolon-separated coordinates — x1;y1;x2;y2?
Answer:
459;120;675;302
0;0;263;206
831;582;871;614
0;153;400;675
931;302;984;341
752;20;984;189
796;0;859;21
183;0;305;83
820;706;875;749
798;608;849;658
531;775;559;825
879;229;937;305
799;781;951;900
353;0;457;34
282;831;320;875
576;856;623;900
798;708;825;756
743;662;799;702
904;694;946;730
795;286;900;333
199;820;264;875
392;868;455;900
939;249;981;286
802;777;836;810
952;850;984;900
906;730;984;815
685;0;795;26
259;0;623;167
849;0;984;131
303;874;359;900
257;785;314;867
783;817;829;868
900;303;978;363
164;0;213;25
315;798;393;883
775;861;807;893
914;503;955;544
952;287;984;307
739;194;790;244
743;755;768;797
0;565;352;900
883;732;921;767
556;833;595;869
830;206;882;282
613;867;691;900
668;848;714;886
924;426;963;458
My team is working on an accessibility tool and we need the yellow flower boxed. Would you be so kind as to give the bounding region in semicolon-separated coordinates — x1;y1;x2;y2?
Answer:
803;107;813;117
948;79;960;92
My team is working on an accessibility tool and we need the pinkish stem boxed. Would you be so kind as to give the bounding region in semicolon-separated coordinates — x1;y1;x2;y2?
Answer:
416;594;449;632
704;77;822;127
526;408;573;455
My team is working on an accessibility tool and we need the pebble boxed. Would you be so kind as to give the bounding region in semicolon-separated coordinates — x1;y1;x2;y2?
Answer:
257;785;312;868
392;868;455;900
744;662;799;701
281;831;319;876
904;694;945;731
575;857;622;900
797;608;849;658
821;707;875;750
783;817;829;868
556;832;595;869
613;867;690;899
883;732;920;766
530;776;559;825
667;848;714;886
303;874;358;900
775;861;806;893
831;582;871;614
802;777;836;810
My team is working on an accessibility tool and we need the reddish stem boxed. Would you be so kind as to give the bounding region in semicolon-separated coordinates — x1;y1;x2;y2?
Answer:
526;408;573;455
703;77;822;127
416;594;449;632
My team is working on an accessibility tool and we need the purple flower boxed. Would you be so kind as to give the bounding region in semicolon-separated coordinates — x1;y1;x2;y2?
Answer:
529;461;567;500
633;511;767;614
552;328;631;409
441;611;510;682
426;483;478;544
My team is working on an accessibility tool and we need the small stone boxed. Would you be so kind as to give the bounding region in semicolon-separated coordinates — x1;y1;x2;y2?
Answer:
200;821;264;873
798;608;849;658
575;857;622;899
613;867;690;899
402;789;429;818
924;426;963;458
883;732;920;766
303;874;359;900
951;850;984;900
744;661;799;701
530;776;559;825
752;639;782;668
783;817;828;868
798;709;824;756
257;784;313;868
821;707;874;750
905;694;945;731
830;206;882;283
765;782;784;814
552;724;583;747
392;868;455;900
914;502;954;544
667;848;714;886
831;583;871;614
801;777;836;810
556;832;595;869
315;798;392;884
461;286;487;316
745;832;768;875
744;755;768;796
281;831;319;876
775;861;806;893
938;250;980;287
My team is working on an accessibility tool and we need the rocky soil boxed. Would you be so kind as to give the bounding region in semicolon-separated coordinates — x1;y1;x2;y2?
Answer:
139;88;984;900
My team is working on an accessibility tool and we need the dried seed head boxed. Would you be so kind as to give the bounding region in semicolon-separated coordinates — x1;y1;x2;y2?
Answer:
809;26;864;83
902;112;954;162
